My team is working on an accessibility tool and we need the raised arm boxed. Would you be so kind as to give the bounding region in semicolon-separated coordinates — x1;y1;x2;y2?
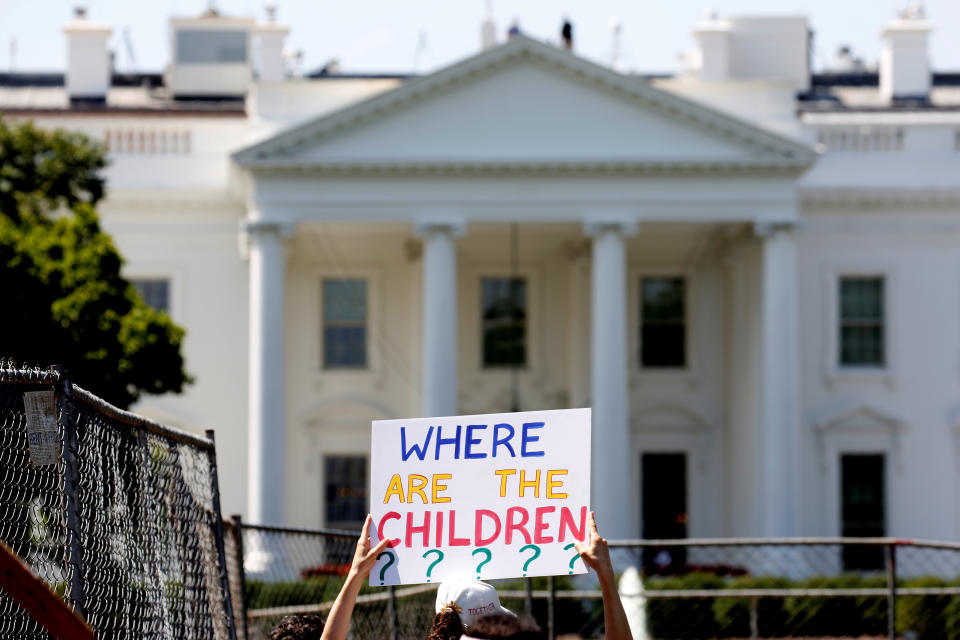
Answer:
321;514;392;640
574;511;633;640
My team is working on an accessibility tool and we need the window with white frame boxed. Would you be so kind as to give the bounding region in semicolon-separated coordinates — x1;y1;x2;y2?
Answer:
322;278;367;369
640;277;686;368
481;277;527;367
131;278;170;313
324;456;367;528
838;277;885;367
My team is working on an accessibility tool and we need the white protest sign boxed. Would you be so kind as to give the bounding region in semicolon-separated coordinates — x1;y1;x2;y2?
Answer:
369;408;591;586
24;390;60;466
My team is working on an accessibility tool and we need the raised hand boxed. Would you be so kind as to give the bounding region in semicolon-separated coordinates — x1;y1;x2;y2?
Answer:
350;514;392;579
573;511;613;580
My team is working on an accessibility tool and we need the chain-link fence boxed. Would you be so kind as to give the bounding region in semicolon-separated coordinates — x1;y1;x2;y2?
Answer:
0;363;237;639
242;525;960;640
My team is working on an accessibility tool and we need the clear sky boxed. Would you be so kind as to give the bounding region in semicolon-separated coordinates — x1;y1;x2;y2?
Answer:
1;0;958;75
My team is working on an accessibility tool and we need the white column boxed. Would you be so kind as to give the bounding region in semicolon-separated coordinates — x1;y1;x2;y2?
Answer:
416;220;465;417
246;220;291;526
757;223;800;536
586;220;635;539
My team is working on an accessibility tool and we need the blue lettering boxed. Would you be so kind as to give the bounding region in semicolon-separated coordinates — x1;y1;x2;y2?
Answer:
493;423;516;458
434;424;462;460
401;426;433;461
521;422;545;457
464;424;488;459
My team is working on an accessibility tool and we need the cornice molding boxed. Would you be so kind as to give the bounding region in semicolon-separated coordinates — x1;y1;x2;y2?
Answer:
245;157;810;177
800;187;960;208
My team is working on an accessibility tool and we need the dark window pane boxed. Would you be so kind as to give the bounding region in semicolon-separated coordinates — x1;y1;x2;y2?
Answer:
324;456;367;527
642;453;688;573
323;279;367;368
176;30;248;63
132;278;170;313
640;277;686;368
839;277;884;367
482;277;526;367
841;454;885;571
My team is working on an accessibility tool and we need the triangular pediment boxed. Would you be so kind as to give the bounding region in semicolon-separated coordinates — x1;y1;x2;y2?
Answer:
812;401;907;434
234;36;815;172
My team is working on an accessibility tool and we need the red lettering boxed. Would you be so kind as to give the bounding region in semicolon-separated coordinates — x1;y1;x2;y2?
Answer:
448;510;471;546
558;506;588;543
533;506;556;544
405;511;431;547
475;509;502;546
435;511;444;548
377;512;401;548
505;506;532;545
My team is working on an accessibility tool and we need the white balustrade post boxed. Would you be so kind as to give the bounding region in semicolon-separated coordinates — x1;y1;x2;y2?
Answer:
246;220;291;526
757;222;800;536
416;220;466;417
586;220;635;539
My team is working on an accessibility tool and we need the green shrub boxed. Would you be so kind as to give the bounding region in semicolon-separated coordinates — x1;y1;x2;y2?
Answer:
713;576;791;638
783;574;886;637
646;573;724;639
896;576;960;640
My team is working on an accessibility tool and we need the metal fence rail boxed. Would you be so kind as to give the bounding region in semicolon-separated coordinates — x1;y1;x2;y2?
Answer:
0;363;237;640
241;525;960;640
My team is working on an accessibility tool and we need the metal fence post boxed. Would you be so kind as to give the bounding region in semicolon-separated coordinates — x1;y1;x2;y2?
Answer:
887;542;897;640
749;595;759;640
524;577;533;616
206;430;238;640
547;575;556;640
56;368;86;619
388;585;398;640
231;514;250;640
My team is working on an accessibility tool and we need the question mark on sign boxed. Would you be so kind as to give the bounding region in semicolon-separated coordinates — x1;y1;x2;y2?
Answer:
472;548;493;578
563;543;580;575
376;550;396;586
519;544;541;577
423;549;444;582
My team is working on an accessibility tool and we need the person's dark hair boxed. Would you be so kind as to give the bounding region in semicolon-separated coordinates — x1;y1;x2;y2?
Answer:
270;614;325;640
426;607;465;640
466;613;545;640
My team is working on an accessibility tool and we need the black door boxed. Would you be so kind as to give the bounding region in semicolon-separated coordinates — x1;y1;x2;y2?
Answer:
642;453;688;573
841;454;885;571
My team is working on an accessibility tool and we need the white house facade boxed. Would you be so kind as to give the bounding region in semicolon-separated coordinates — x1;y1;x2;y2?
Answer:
5;6;960;558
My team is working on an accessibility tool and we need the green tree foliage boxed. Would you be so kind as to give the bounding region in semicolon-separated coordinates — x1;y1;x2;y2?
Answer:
0;117;190;408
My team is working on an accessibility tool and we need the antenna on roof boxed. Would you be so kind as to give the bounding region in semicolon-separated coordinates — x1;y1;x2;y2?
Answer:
609;16;622;71
413;29;427;72
123;27;137;73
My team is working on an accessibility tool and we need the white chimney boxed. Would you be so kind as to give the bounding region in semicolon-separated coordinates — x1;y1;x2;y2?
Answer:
255;5;289;82
880;2;932;101
480;0;496;50
692;10;732;81
63;7;113;100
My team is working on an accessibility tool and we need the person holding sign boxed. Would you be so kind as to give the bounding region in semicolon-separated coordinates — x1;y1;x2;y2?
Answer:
428;512;631;640
315;515;391;640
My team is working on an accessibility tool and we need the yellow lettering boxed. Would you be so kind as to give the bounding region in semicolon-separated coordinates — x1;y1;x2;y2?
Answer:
407;474;429;504
432;473;452;503
383;474;406;504
546;469;568;499
495;469;516;497
519;469;541;498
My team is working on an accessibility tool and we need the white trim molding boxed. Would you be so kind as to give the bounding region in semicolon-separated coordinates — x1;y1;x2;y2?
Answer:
628;266;699;390
811;400;908;473
820;263;898;389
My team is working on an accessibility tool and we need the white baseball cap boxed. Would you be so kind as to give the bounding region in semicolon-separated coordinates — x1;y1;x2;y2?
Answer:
435;577;515;628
